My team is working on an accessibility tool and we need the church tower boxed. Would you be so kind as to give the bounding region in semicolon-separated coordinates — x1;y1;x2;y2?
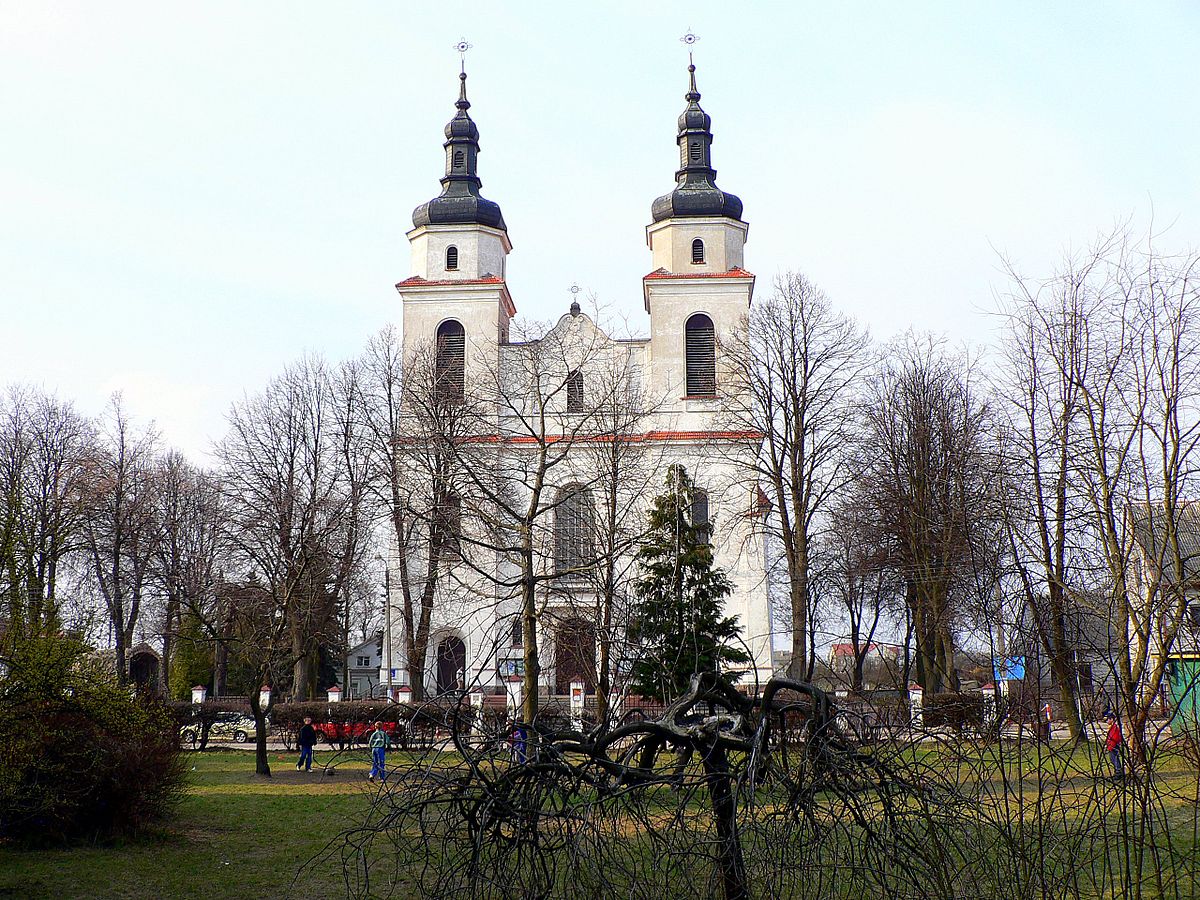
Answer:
397;66;515;364
643;60;754;405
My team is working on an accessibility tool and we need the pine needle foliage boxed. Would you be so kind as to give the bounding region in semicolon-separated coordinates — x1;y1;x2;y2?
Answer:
629;465;749;701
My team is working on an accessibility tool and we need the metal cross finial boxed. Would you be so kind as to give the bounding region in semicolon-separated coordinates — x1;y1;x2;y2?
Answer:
569;283;581;296
454;38;473;73
680;28;699;66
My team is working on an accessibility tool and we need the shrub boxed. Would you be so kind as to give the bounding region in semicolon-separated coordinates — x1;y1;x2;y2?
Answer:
923;692;985;731
0;633;186;845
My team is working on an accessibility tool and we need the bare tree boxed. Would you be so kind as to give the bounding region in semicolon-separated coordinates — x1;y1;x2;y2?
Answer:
148;451;222;696
861;335;995;695
0;386;93;645
722;272;868;681
217;356;364;774
82;395;159;685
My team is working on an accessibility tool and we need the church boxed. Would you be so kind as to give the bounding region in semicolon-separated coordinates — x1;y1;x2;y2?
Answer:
382;58;775;703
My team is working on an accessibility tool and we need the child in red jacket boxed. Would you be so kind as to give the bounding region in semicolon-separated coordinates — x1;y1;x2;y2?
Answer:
1104;715;1124;779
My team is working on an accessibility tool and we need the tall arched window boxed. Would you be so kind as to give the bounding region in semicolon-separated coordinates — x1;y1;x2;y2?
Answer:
445;245;458;271
436;491;462;558
554;485;594;575
453;149;464;169
566;369;583;412
691;487;710;536
685;313;716;396
435;319;465;402
691;238;705;265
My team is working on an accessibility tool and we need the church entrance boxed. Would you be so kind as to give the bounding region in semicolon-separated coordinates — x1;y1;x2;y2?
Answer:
554;620;597;695
435;636;466;695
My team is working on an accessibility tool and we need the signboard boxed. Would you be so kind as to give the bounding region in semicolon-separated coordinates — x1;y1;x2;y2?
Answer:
993;656;1026;682
569;681;585;730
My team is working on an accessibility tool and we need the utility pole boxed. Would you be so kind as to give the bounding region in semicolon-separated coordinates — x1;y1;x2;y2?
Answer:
384;563;393;701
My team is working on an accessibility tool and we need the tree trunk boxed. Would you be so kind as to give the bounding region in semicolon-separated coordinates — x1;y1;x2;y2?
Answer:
702;741;748;900
249;688;273;777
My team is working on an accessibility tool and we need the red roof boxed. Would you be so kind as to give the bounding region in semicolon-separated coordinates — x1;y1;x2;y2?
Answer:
643;266;754;280
395;275;504;287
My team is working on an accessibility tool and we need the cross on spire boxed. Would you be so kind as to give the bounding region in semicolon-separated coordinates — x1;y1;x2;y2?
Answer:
454;38;473;74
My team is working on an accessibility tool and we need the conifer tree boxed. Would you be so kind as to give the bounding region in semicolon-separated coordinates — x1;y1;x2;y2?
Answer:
629;465;749;700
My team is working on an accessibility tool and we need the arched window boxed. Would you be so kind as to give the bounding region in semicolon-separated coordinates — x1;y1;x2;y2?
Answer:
453;149;464;169
691;238;705;265
566;369;583;412
554;485;594;575
691;487;710;537
685;313;716;396
436;491;462;557
435;319;465;402
445;245;459;271
689;141;702;162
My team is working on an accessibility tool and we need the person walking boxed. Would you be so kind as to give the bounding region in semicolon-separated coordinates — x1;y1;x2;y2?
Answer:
1104;714;1125;780
296;717;317;772
368;721;390;781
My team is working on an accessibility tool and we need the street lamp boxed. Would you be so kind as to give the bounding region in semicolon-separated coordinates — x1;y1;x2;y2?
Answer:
376;554;393;702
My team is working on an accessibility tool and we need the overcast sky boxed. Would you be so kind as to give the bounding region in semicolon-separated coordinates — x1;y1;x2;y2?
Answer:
3;3;1198;462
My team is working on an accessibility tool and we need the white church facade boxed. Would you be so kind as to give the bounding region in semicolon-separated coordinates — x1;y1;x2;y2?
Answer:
382;61;774;701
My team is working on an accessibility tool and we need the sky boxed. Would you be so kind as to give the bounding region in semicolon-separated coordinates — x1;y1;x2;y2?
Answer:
2;3;1199;463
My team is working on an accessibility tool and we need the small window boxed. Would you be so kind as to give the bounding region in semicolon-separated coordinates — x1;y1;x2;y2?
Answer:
445;245;459;271
691;239;705;265
566;369;583;412
685;313;717;396
510;616;522;648
690;141;702;162
453;149;464;168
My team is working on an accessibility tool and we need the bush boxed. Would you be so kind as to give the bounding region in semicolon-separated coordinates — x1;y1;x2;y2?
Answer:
0;634;186;845
923;692;985;731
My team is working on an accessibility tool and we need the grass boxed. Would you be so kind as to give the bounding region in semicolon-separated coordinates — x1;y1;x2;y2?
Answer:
0;740;1196;899
0;748;390;900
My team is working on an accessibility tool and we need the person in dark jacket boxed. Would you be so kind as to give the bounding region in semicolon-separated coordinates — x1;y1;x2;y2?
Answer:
297;717;318;772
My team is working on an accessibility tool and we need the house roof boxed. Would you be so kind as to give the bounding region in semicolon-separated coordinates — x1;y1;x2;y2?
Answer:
1129;502;1200;584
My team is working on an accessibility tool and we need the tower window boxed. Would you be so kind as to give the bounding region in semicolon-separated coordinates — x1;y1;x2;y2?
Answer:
554;485;594;575
445;245;459;271
691;488;711;541
435;319;465;402
685;313;716;396
691;238;705;265
453;149;464;169
690;141;702;162
436;491;462;558
566;369;583;412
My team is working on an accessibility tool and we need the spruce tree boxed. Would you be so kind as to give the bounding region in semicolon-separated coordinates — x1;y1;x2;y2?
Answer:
629;465;749;701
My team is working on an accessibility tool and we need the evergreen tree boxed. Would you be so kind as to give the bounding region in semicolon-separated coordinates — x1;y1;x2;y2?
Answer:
629;465;749;700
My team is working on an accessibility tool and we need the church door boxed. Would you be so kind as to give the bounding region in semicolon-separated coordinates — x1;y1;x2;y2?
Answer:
554;620;597;694
435;637;466;695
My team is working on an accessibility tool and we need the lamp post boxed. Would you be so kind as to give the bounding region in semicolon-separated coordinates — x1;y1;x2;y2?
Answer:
377;554;393;702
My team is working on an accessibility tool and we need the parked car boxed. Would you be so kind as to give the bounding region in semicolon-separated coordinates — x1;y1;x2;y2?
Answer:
181;712;263;745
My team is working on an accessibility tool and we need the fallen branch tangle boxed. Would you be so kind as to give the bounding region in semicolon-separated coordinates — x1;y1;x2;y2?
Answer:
330;674;1198;900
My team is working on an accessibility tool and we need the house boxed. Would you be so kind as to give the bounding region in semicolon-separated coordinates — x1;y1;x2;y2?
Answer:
344;634;384;700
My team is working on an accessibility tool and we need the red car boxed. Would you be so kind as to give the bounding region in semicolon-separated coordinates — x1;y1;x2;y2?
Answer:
312;720;402;747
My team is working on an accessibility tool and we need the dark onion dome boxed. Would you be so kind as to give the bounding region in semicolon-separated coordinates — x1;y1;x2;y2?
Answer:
412;70;506;231
651;62;743;223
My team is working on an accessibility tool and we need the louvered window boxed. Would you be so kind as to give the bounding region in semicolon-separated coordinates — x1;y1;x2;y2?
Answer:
554;485;594;575
566;369;583;412
691;239;705;265
690;141;702;162
445;245;458;271
453;149;464;168
685;313;716;396
435;319;465;402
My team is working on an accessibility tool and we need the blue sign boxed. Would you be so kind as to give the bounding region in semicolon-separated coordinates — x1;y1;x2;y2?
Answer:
993;656;1026;682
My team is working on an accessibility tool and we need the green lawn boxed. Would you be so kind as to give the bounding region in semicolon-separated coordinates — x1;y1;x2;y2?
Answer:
0;748;388;900
1;741;1196;899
